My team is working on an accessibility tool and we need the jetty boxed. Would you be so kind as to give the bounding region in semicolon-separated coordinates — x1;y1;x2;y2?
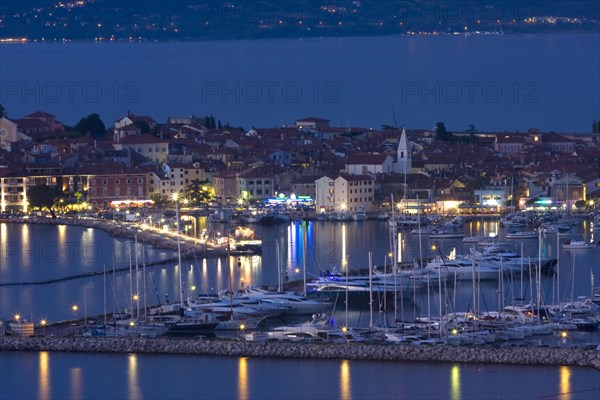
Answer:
1;336;599;369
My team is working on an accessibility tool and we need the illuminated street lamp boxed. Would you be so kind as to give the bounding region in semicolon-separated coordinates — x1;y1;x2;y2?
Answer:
13;313;21;323
40;318;47;335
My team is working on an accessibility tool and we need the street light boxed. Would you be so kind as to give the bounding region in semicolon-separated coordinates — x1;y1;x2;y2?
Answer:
13;313;21;323
171;193;184;310
40;319;47;335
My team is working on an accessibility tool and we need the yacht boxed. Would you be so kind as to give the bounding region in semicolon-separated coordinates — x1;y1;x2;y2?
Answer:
562;240;596;250
352;207;367;221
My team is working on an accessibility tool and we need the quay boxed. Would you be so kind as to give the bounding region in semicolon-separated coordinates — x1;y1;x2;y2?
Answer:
1;217;259;258
1;336;599;370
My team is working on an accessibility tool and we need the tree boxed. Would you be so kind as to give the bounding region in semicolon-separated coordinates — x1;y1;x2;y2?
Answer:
593;120;599;134
151;193;170;209
185;179;213;208
434;122;453;141
73;113;106;136
28;184;62;218
133;120;150;133
0;103;6;118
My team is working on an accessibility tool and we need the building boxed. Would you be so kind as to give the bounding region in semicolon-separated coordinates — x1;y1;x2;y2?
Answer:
315;174;375;212
346;154;394;175
87;167;149;208
295;117;330;130
160;162;206;196
117;134;169;163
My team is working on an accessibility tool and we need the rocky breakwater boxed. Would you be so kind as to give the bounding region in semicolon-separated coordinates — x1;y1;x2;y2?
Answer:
2;337;599;369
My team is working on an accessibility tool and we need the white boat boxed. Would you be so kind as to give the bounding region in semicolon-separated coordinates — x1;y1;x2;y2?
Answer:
352;207;367;221
562;240;596;250
337;210;352;221
428;226;464;239
234;287;332;316
462;235;487;243
505;230;538;240
376;211;389;221
423;257;499;281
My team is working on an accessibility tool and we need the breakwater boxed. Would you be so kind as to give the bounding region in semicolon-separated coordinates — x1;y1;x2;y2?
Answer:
2;337;599;369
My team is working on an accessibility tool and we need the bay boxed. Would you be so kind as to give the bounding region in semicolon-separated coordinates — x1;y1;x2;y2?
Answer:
1;34;599;132
0;352;599;400
1;220;598;328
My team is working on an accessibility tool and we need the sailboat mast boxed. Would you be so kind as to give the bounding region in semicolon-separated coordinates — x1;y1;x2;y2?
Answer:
368;251;373;330
135;235;140;321
176;198;184;309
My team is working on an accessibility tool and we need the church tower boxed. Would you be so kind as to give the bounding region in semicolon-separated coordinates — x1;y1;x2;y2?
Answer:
396;127;412;174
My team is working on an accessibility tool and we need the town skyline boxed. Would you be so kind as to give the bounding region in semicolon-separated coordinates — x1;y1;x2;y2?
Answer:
1;107;599;215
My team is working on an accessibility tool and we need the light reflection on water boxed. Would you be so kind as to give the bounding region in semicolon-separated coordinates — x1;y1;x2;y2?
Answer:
1;352;596;400
340;359;351;400
38;351;50;400
128;354;141;400
1;221;599;324
561;365;572;400
450;364;461;400
238;357;248;400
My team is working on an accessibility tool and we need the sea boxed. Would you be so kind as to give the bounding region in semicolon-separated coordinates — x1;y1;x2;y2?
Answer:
1;33;600;398
1;34;599;132
1;220;599;399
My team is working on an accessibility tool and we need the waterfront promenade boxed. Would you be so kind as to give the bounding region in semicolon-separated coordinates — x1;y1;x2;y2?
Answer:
2;336;599;370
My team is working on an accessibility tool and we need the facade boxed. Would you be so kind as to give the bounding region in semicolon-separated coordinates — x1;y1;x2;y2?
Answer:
237;168;274;201
87;171;149;208
118;134;169;163
0;174;28;212
315;174;374;212
161;162;206;196
474;188;509;207
214;170;239;205
346;154;394;175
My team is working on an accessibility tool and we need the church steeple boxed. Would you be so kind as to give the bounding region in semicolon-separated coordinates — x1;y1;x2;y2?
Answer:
396;127;411;174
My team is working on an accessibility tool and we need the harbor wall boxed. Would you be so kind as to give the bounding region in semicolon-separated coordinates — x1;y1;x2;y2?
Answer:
2;337;599;369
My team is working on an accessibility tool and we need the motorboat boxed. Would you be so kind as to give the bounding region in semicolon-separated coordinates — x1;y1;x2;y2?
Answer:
505;230;538;240
352;207;367;221
562;240;596;250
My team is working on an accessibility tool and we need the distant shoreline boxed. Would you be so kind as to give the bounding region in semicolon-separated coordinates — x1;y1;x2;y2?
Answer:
2;31;599;44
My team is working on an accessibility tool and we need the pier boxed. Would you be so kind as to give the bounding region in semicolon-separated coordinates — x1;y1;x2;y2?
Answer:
1;336;599;369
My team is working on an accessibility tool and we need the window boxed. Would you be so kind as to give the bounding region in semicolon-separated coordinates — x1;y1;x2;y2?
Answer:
138;179;143;184
115;179;120;185
126;179;131;184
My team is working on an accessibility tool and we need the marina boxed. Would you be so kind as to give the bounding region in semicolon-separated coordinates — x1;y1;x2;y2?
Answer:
2;212;599;354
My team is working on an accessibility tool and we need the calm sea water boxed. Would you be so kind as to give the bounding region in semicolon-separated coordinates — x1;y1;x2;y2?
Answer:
1;35;599;131
0;352;599;400
1;221;600;399
1;220;599;324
